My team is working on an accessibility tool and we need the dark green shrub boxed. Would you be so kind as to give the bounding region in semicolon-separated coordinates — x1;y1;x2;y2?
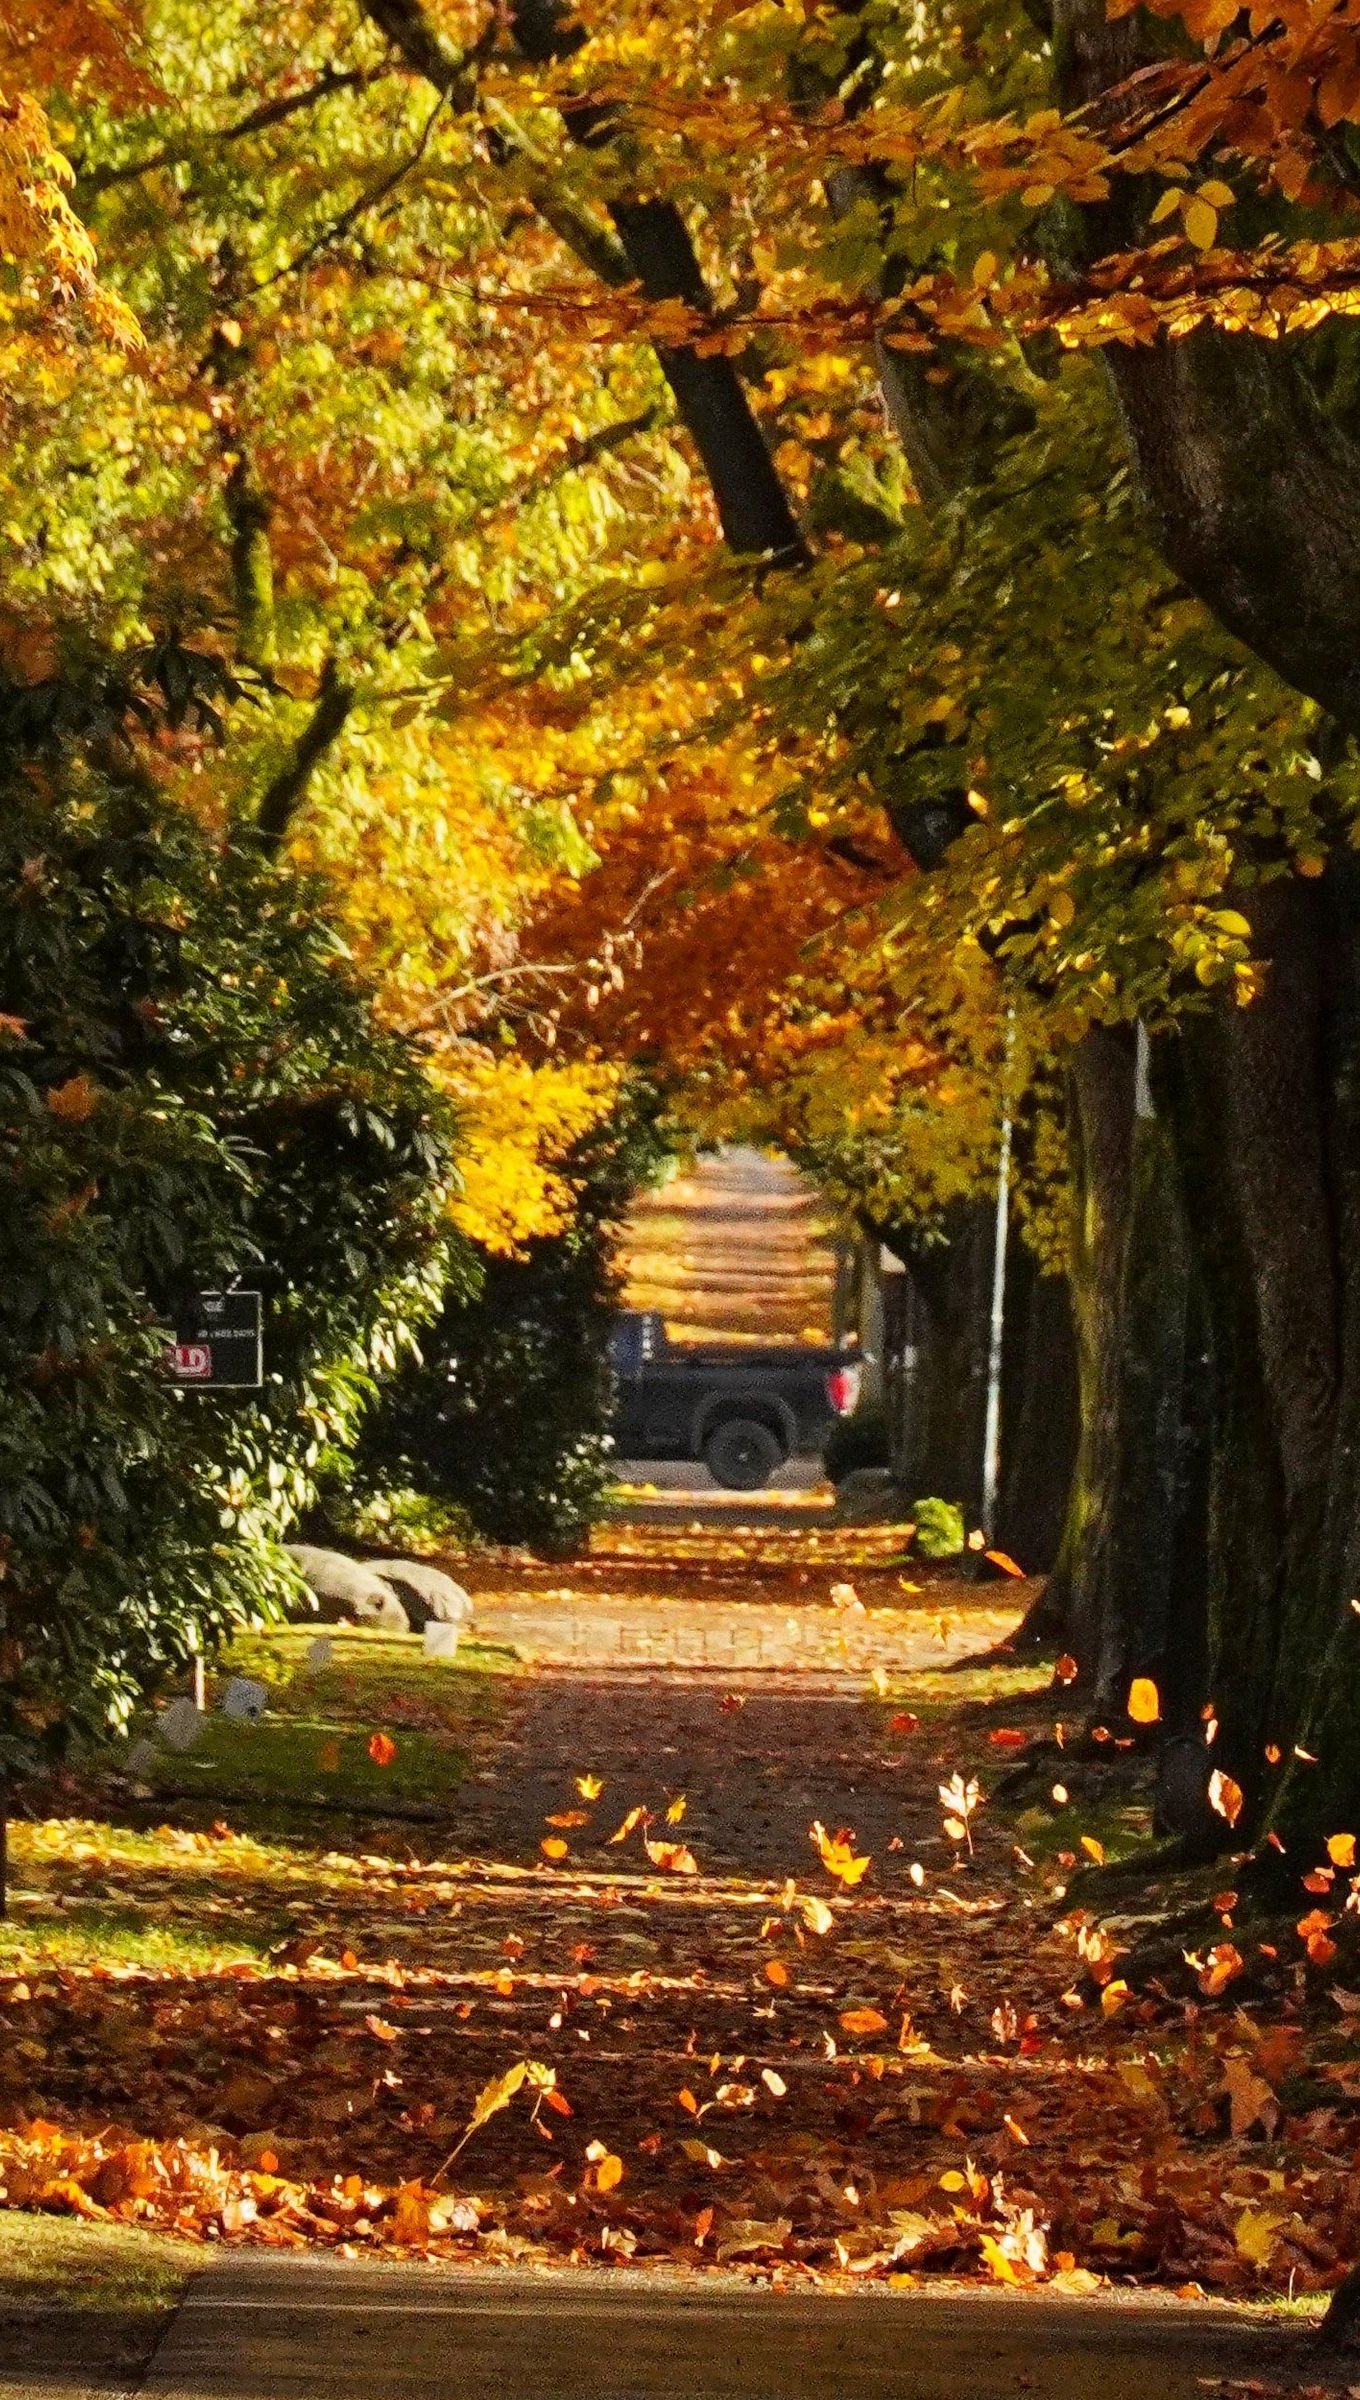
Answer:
353;1087;669;1555
0;752;461;1776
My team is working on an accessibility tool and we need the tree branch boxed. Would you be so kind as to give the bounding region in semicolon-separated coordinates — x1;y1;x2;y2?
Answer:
79;68;385;193
255;662;355;855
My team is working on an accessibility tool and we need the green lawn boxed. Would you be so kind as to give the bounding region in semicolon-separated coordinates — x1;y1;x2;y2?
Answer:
116;1624;519;1816
0;1623;521;1976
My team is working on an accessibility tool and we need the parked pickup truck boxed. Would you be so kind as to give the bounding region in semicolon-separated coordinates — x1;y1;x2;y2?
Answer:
609;1309;861;1489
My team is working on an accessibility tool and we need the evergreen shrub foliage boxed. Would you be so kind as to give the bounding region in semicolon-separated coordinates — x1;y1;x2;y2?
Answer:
0;757;462;1773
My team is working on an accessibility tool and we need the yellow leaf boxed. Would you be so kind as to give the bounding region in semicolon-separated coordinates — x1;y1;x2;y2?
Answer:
1234;2206;1286;2266
1080;1835;1105;1865
1128;1677;1161;1724
1150;185;1185;224
666;1794;687;1824
1327;1832;1356;1868
971;248;998;288
575;1773;603;1800
1184;198;1218;250
1198;178;1235;209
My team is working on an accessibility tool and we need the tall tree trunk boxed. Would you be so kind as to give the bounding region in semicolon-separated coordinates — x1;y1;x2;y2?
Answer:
889;1199;995;1520
1040;1026;1136;1656
1153;864;1360;1847
996;1243;1079;1577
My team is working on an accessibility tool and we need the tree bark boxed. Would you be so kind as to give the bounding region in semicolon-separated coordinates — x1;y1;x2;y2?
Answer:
888;1199;996;1520
995;1243;1078;1577
1040;1025;1137;1657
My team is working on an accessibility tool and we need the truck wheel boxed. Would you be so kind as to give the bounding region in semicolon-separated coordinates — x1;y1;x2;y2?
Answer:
703;1418;784;1490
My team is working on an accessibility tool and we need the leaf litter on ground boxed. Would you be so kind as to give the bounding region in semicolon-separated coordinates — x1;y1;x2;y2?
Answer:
0;1520;1358;2302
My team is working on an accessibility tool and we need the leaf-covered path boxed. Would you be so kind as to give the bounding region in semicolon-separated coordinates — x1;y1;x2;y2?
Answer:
2;1516;1359;2375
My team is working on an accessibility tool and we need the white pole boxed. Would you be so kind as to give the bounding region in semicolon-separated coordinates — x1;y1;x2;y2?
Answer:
980;1019;1015;1540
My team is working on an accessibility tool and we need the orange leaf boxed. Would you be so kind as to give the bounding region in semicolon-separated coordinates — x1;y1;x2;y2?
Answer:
984;1549;1025;1577
1198;1941;1243;1996
1080;1835;1105;1864
540;1836;569;1861
1128;1677;1161;1725
764;1958;789;1987
367;1732;396;1767
1327;1832;1356;1868
1054;1655;1079;1686
46;1074;101;1122
839;2006;888;2037
607;1805;647;1845
888;1711;920;1736
643;1836;698;1874
595;2152;624;2192
545;1809;590;1828
987;1727;1029;1750
1208;1768;1244;1827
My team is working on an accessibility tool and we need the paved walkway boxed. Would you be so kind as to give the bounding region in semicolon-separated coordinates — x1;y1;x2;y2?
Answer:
129;2254;1322;2400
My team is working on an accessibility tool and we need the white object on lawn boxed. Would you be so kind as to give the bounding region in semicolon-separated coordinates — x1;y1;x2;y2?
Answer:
220;1675;269;1723
157;1696;205;1754
423;1621;462;1660
305;1635;334;1669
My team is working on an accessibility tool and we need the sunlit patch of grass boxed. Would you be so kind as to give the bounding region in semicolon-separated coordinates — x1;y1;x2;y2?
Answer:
879;1661;1054;1718
0;2208;195;2317
135;1713;471;1812
0;1893;280;1973
86;1627;522;1827
1014;1791;1156;1867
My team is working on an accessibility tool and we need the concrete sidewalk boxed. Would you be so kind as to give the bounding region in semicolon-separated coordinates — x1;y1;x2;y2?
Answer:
114;2254;1326;2400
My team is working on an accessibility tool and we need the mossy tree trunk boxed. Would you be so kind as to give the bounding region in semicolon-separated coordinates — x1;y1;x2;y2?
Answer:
1156;863;1360;1850
889;1198;996;1522
995;1243;1078;1577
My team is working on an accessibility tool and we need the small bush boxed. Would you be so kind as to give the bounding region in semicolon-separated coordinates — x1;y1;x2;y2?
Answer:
912;1496;966;1558
353;1086;670;1556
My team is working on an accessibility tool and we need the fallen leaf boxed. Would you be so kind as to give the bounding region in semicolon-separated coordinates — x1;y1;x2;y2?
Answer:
575;1773;603;1800
840;2007;889;2037
1128;1677;1161;1724
540;1836;569;1861
643;1837;698;1874
1208;1768;1244;1828
367;1732;396;1767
